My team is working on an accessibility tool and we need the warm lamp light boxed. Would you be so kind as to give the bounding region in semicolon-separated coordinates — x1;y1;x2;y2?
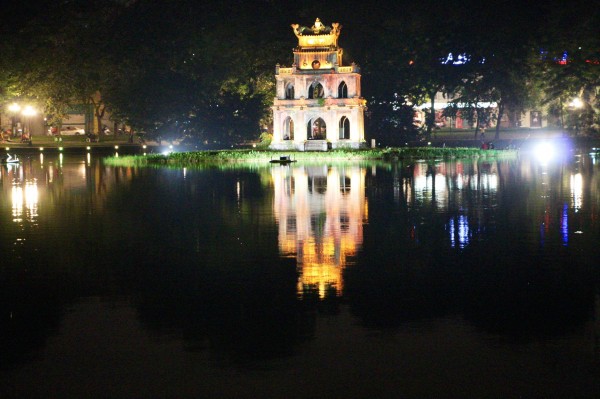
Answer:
22;105;37;116
8;103;21;113
569;98;583;108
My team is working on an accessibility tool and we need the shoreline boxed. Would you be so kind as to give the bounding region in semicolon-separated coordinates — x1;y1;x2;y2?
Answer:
2;131;597;159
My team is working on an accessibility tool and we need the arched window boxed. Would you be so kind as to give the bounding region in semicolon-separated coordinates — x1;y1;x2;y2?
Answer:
339;116;350;139
283;117;294;140
338;81;348;98
285;84;295;100
307;118;326;140
308;82;324;99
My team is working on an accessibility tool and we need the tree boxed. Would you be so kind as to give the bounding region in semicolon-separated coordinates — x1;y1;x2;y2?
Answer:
1;0;126;134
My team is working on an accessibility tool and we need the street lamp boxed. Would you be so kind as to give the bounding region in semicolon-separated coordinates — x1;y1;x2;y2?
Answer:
569;98;583;108
8;103;21;137
21;105;37;141
568;98;583;135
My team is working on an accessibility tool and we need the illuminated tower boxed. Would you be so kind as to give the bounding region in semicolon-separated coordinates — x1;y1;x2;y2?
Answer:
270;18;366;151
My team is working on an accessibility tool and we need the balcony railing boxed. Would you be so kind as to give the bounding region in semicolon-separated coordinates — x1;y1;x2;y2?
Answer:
273;97;365;107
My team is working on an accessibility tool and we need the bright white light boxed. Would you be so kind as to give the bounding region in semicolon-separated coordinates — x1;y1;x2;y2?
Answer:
569;98;583;108
534;142;555;163
8;103;21;113
21;105;37;116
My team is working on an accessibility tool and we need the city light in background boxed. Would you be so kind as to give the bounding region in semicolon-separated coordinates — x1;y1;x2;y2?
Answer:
5;102;38;138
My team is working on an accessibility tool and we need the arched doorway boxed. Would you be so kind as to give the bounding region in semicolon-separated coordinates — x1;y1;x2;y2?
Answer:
307;118;326;140
308;82;324;99
339;116;350;139
285;83;295;100
338;81;348;98
283;117;294;140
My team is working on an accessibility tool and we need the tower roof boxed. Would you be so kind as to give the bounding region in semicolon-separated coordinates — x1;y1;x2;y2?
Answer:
291;18;341;49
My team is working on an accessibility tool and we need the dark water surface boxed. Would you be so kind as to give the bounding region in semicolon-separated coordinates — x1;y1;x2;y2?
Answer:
1;148;599;398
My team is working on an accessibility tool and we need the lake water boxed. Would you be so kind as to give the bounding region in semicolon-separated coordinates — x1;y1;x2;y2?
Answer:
1;147;599;398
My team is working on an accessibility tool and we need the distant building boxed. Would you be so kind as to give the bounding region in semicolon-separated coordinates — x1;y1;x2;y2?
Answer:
416;91;549;130
270;18;367;151
1;99;112;139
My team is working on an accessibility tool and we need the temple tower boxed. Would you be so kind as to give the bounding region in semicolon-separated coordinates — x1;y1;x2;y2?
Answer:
270;18;366;151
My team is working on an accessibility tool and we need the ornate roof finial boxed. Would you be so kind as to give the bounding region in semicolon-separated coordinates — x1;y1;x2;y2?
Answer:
312;18;324;34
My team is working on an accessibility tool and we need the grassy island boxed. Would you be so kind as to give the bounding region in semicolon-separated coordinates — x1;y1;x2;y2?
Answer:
103;147;517;168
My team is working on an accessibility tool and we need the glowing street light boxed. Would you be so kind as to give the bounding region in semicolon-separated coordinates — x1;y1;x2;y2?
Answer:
21;105;37;142
569;98;583;108
22;105;36;116
568;98;583;135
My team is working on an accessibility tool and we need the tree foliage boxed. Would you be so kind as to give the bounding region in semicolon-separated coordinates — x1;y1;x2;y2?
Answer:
1;0;598;142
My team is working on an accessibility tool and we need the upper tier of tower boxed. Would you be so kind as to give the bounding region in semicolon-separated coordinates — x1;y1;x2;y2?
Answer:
291;18;344;71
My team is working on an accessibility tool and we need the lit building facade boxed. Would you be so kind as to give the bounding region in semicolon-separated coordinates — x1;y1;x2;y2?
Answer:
416;91;548;130
270;18;367;151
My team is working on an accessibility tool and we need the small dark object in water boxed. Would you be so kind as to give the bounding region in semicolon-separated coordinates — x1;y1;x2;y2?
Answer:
270;155;297;164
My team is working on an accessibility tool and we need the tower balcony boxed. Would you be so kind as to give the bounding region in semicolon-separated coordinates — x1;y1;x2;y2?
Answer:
276;63;360;75
273;97;365;108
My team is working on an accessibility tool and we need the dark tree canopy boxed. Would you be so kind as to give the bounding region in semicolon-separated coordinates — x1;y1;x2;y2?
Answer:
1;0;598;143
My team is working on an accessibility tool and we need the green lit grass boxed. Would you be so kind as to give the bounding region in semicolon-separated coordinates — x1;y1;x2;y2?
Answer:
103;147;517;168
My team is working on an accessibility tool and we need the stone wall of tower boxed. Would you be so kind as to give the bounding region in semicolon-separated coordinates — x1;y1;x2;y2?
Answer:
270;20;366;151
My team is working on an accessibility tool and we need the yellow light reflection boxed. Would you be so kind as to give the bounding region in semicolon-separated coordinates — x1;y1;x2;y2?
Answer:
272;166;366;298
12;186;23;222
570;173;583;211
78;163;86;178
12;180;38;223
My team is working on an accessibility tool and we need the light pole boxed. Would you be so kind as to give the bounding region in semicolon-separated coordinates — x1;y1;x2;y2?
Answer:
21;105;37;142
568;98;583;135
8;103;21;138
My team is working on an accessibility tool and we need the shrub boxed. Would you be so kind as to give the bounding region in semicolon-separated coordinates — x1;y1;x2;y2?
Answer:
258;132;272;148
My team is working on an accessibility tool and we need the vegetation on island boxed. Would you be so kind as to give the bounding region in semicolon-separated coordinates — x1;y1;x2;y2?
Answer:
103;147;517;168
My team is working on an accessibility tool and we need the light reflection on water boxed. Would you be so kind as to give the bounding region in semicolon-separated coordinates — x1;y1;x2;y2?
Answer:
0;150;599;397
272;165;366;298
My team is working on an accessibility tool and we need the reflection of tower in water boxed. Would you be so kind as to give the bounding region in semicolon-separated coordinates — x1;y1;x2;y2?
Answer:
271;165;367;298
